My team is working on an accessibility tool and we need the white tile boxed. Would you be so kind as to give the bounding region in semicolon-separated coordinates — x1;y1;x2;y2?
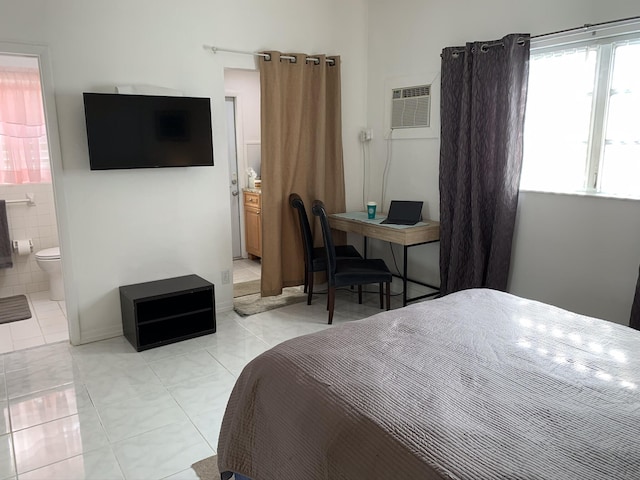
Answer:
4;342;72;373
27;291;50;302
167;371;237;418
13;410;110;474
148;350;229;386
9;383;93;431
18;446;125;480
70;336;136;357
0;340;12;355
37;315;68;331
0;402;8;436
190;406;226;453
113;421;213;480
0;375;6;401
83;367;163;409
139;336;206;363
73;350;148;379
95;389;187;443
8;318;41;341
44;331;70;344
0;434;15;480
205;336;271;376
11;336;45;352
163;468;202;480
4;361;81;399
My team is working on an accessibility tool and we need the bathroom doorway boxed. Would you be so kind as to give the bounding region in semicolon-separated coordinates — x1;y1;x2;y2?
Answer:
0;52;69;353
226;96;242;259
224;68;262;289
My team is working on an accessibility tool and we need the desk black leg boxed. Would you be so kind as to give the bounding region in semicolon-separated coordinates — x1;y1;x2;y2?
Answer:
403;245;408;307
364;236;368;259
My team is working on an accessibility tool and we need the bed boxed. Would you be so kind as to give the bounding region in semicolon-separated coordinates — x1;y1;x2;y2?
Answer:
217;289;640;479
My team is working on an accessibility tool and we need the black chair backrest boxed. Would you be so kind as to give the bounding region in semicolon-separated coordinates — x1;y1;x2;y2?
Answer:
311;200;337;283
289;193;314;269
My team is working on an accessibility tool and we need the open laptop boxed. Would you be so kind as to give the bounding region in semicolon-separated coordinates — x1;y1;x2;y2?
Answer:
380;200;424;225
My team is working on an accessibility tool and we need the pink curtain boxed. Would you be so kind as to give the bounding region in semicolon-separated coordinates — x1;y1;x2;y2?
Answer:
0;67;51;184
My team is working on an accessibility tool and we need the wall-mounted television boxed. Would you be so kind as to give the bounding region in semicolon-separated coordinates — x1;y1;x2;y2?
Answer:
83;93;214;170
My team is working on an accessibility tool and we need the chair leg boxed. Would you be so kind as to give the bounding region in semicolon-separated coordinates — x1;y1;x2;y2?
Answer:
385;281;391;311
307;270;314;305
328;286;335;324
303;265;308;293
358;285;363;304
379;282;383;309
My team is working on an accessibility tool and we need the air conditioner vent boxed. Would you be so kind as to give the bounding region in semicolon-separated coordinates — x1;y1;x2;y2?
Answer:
391;84;431;129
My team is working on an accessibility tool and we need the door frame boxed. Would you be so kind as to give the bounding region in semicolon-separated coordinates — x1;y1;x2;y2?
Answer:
223;87;248;258
225;95;243;259
0;41;79;345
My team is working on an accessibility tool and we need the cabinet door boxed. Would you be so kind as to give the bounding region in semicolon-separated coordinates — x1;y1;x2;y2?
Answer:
245;207;261;257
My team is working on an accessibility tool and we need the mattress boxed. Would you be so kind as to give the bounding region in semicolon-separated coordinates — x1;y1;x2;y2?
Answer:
217;288;640;479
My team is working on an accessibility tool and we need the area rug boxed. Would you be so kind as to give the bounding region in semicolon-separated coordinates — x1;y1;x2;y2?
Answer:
192;455;218;480
233;286;307;316
0;294;32;324
233;279;261;298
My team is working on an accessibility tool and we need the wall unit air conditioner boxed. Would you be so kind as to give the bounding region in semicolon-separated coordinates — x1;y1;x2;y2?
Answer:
391;84;431;129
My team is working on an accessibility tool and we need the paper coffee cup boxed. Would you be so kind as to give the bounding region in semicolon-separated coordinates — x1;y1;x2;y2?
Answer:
366;201;377;219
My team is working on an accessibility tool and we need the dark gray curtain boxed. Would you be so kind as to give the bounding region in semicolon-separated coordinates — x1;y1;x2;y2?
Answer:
631;266;640;330
439;34;530;296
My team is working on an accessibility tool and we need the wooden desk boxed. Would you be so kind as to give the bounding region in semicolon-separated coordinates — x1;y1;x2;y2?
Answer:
329;212;440;306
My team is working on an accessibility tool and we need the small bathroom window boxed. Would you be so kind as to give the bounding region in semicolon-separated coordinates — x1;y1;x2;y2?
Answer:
0;54;51;185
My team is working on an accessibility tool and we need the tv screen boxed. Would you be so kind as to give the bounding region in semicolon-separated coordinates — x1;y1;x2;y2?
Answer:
83;93;214;170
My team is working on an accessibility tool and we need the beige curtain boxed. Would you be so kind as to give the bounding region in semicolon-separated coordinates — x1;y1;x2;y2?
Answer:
259;51;345;296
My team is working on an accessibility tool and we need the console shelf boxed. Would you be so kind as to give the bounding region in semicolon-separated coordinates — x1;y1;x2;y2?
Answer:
120;274;216;352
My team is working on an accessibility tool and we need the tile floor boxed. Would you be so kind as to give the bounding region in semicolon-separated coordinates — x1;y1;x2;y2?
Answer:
232;258;261;284
0;256;257;356
0;285;404;480
0;292;69;355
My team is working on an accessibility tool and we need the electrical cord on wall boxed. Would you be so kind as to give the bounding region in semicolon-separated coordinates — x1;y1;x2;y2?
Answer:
381;129;393;211
362;137;367;209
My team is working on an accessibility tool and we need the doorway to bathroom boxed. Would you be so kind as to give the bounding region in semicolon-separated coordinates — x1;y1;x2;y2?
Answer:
0;52;68;354
224;68;262;291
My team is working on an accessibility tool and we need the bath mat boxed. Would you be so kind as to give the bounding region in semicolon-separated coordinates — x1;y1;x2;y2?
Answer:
233;286;307;317
0;294;32;324
233;279;261;298
192;455;219;479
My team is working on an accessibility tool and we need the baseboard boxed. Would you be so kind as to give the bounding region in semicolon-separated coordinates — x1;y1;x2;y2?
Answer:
75;304;233;346
217;301;233;313
77;324;123;346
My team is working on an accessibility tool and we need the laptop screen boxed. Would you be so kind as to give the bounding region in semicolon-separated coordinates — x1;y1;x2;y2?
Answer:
386;201;423;223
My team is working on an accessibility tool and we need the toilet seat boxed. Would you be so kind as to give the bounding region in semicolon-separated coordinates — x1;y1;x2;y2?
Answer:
35;247;61;260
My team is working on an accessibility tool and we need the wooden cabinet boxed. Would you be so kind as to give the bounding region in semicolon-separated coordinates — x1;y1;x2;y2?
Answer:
119;275;216;352
244;190;262;259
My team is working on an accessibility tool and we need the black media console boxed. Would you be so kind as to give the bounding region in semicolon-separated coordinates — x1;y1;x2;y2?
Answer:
119;274;216;351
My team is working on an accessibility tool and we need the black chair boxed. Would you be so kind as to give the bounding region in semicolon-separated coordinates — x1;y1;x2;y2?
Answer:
289;193;361;305
312;199;392;324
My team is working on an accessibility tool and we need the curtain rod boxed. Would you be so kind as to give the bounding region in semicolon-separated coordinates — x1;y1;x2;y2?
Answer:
443;15;640;57
531;15;640;40
203;45;335;65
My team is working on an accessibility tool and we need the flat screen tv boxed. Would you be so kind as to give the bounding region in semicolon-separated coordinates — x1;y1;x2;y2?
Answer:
83;93;214;170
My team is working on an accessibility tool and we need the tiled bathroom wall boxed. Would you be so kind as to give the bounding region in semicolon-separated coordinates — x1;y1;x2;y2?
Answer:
0;183;59;297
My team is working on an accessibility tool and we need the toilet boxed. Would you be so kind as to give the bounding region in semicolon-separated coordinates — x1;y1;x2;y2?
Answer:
35;247;64;301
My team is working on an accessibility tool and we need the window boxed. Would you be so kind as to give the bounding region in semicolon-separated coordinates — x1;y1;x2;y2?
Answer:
521;26;640;199
0;62;51;185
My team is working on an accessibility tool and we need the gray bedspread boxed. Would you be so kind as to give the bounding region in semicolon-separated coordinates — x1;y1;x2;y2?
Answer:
217;289;640;479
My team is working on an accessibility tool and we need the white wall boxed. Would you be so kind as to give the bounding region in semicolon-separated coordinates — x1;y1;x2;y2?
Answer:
0;0;368;344
0;183;58;296
367;0;640;325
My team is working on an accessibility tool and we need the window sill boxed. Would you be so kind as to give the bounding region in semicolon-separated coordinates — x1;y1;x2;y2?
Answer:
519;188;640;203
